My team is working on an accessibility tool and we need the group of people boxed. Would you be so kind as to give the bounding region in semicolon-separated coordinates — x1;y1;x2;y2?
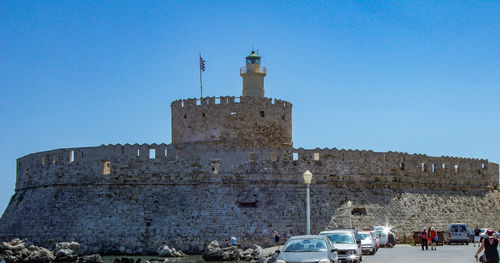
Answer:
420;227;438;251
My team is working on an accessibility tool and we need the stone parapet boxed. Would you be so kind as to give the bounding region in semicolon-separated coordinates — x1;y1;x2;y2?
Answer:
14;144;498;191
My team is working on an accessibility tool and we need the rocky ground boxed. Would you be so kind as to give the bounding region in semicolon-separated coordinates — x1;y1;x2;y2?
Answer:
0;239;282;263
0;239;103;263
202;240;282;262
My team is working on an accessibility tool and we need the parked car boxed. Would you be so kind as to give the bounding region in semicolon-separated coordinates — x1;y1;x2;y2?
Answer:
358;231;377;255
276;235;338;263
320;230;362;263
373;226;396;247
369;231;379;251
444;223;469;245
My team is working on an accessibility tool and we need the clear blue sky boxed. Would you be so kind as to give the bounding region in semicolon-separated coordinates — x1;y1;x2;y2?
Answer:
1;1;499;215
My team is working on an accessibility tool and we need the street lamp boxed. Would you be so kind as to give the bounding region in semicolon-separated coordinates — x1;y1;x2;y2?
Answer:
347;201;352;229
303;170;313;235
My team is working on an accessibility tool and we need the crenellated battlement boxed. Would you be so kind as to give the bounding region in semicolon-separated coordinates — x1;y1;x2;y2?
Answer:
15;144;499;192
170;96;291;109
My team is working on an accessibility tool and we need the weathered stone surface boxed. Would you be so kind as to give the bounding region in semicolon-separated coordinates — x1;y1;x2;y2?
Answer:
202;241;224;261
54;248;76;262
54;243;80;256
24;246;55;263
78;254;102;263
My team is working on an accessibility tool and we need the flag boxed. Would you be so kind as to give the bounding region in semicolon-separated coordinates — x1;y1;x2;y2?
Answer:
200;56;206;72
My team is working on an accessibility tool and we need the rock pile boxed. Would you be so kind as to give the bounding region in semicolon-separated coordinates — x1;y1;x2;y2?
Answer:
202;240;270;262
0;239;102;263
156;244;185;257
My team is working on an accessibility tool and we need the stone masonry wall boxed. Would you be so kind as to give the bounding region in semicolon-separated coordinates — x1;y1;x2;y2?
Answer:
0;143;498;254
171;96;292;148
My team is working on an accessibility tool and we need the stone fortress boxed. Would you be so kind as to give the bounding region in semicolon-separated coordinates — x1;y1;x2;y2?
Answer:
1;51;499;254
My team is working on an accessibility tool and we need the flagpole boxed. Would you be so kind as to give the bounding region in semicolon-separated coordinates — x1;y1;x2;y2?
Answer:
200;53;203;98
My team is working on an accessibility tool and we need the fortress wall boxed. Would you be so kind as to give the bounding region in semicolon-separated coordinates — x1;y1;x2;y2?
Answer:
4;144;499;253
170;97;292;148
15;144;497;191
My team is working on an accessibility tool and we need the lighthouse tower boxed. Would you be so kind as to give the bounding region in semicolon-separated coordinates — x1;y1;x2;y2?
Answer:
240;51;267;98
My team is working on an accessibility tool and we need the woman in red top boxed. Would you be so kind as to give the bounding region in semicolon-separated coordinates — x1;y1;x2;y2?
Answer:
430;227;438;251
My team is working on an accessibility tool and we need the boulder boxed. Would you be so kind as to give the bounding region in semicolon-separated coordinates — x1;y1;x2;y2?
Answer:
221;246;243;261
156;245;172;257
251;245;263;257
2;239;26;254
24;246;55;263
202;241;222;261
54;248;77;262
78;254;102;263
54;243;80;256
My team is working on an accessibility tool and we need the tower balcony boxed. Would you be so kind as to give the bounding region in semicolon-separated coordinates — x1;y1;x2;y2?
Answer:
240;66;267;75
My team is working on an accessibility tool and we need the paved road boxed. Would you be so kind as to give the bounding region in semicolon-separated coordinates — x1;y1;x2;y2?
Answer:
362;244;482;263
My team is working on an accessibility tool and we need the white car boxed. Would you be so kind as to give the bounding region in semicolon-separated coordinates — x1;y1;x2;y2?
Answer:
320;230;362;263
373;226;396;247
358;231;376;255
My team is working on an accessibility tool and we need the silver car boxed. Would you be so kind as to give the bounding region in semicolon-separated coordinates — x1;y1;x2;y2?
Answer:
276;235;338;263
358;231;376;255
320;230;361;263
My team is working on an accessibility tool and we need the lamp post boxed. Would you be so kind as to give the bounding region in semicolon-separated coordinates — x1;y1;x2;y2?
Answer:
303;170;313;235
347;201;352;229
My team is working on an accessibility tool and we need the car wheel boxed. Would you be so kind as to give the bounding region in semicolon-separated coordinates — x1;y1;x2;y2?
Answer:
466;242;469;245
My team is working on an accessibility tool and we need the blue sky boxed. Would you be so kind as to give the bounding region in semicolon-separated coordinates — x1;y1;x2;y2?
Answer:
1;1;499;215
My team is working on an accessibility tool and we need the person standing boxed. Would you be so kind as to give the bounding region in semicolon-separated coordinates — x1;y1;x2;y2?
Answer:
474;226;481;247
421;228;429;251
475;229;499;263
430;227;438;251
272;230;280;246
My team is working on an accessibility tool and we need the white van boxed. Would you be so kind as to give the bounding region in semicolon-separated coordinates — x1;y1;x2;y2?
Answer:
444;223;470;245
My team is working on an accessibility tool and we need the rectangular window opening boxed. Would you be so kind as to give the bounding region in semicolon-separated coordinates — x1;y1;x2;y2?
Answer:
230;112;237;116
69;150;74;164
271;152;278;162
431;163;435;173
421;163;426;172
183;114;187;119
149;149;156;159
215;98;220;104
249;152;255;162
202;112;207;118
454;164;459;173
52;155;56;164
164;149;168;157
103;161;111;175
137;149;140;157
235;97;240;103
181;101;184;107
260;111;265;117
442;163;447;169
293;152;299;161
481;163;485;169
400;162;405;171
314;152;320;161
196;100;201;106
42;156;45;166
282;115;285;120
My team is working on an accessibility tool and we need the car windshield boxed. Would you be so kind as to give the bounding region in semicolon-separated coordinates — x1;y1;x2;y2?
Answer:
324;233;355;244
283;238;327;252
359;233;372;240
